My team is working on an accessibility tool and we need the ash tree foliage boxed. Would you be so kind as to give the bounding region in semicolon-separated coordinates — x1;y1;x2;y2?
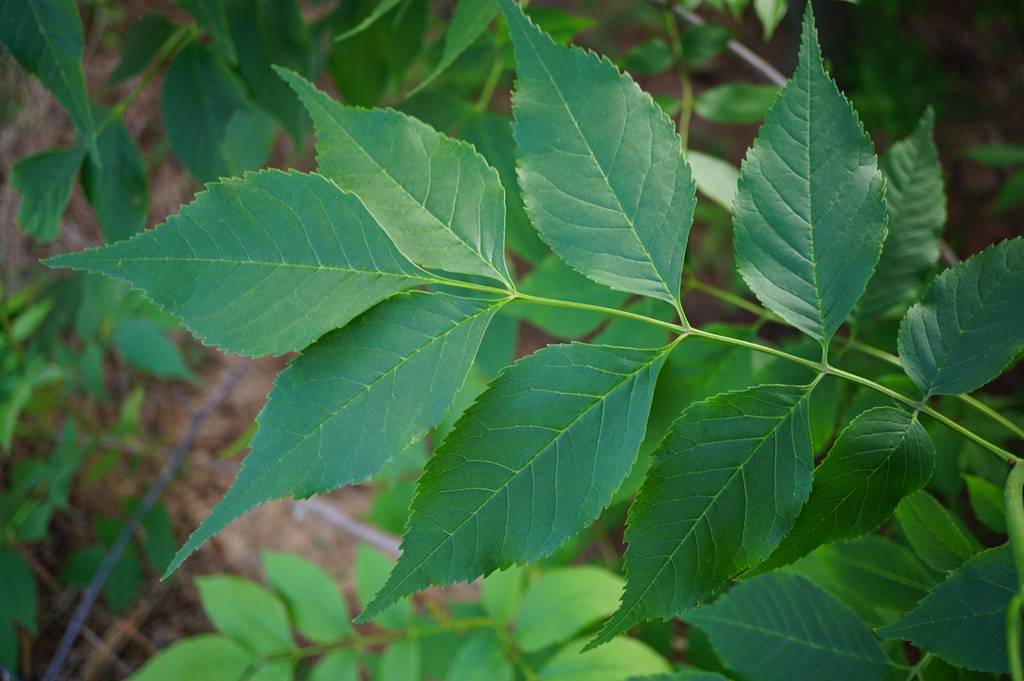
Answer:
36;0;1024;679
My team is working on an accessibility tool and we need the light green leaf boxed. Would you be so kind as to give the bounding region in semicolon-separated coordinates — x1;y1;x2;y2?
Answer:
280;68;512;287
684;573;892;681
335;0;405;42
46;169;430;357
753;0;786;39
128;636;254;681
897;237;1024;397
262;550;351;643
379;638;420;681
733;6;887;345
177;0;236;63
514;566;624;652
82;111;149;242
620;39;674;75
354;545;412;630
413;0;497;95
359;342;669;621
694;83;779;124
161;41;249;182
964;474;1006;534
501;0;696;308
628;673;732;681
506;255;631;339
878;546;1018;673
481;566;527;623
686;150;739;211
445;632;513;681
857;108;946;320
789;536;935;627
226;0;312;142
113;318;193;381
248;661;294;681
168;292;498;572
895;491;980;572
595;383;813;645
539;637;670;681
11;145;84;242
0;0;97;156
968;143;1024;167
308;651;358;681
108;13;176;84
754;407;934;572
196;576;292;653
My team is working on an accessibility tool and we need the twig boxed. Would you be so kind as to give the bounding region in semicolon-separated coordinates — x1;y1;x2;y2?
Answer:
42;359;251;681
293;499;402;557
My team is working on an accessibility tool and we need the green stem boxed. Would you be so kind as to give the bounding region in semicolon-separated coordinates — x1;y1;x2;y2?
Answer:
1006;464;1024;681
903;652;933;681
475;56;505;112
662;5;693;149
427;276;1018;463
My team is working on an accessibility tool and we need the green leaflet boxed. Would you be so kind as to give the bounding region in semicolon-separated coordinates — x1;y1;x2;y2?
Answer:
46;170;430;357
895;491;980;572
177;0;236;63
964;474;1006;534
501;0;696;308
595;383;814;645
686;150;739;211
335;0;405;42
445;633;513;681
693;83;779;125
897;237;1024;397
279;69;512;287
129;635;255;681
226;0;313;143
754;407;934;573
108;13;176;84
878;546;1018;673
539;637;670;681
166;291;499;573
262;550;351;643
684;573;892;681
161;41;250;182
733;5;886;345
82;110;149;242
412;0;497;96
513;566;624;652
11;145;84;242
358;342;669;621
0;0;97;157
196;575;293;653
857;108;946;320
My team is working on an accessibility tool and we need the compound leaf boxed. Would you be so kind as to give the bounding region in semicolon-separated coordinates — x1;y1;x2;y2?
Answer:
733;6;886;345
11;145;84;242
167;291;499;573
0;0;97;156
595;383;814;645
280;69;512;287
895;491;980;572
857;108;946;320
46;169;430;357
359;342;669;621
878;546;1018;673
897;237;1024;397
502;0;696;308
755;407;934;572
684;573;892;681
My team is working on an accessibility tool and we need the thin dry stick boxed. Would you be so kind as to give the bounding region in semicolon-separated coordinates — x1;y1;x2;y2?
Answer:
653;0;960;267
42;359;251;681
294;498;402;557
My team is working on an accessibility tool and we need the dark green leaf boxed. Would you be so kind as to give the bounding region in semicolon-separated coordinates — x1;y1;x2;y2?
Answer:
335;0;405;42
502;0;696;308
413;0;497;95
47;170;430;357
113;318;193;381
11;146;84;242
733;6;886;345
177;0;236;63
108;13;176;84
0;0;97;155
895;491;980;572
82;111;149;242
694;83;779;124
596;383;814;645
878;546;1017;673
964;474;1006;534
897;238;1024;396
754;407;934;572
359;342;669;621
0;548;37;634
685;573;892;681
